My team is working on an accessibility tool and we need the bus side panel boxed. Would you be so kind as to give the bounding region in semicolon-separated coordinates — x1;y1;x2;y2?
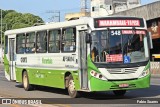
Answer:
40;69;65;88
15;54;81;89
39;69;80;89
4;54;10;77
15;67;23;82
27;68;80;89
16;67;80;89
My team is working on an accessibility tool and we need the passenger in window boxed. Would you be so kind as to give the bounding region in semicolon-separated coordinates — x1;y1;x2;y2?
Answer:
32;43;36;52
26;47;31;53
91;47;98;61
64;45;70;51
63;41;69;52
49;44;53;52
49;43;59;52
37;46;42;52
18;46;25;53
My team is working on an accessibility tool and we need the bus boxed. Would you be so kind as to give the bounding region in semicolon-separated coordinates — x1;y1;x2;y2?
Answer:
4;16;153;98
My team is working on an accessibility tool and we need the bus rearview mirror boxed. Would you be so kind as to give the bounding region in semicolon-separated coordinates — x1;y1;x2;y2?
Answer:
86;34;92;43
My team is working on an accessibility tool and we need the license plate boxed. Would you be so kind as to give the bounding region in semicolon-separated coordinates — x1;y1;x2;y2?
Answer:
119;83;129;88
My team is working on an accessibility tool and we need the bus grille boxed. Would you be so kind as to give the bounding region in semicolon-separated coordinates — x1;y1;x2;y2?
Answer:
107;67;138;74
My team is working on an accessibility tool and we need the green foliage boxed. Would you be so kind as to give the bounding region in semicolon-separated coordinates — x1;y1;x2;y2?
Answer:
0;9;44;44
12;23;30;29
3;11;44;30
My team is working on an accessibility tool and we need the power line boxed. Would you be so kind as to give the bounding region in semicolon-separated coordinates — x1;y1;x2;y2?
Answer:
46;10;60;22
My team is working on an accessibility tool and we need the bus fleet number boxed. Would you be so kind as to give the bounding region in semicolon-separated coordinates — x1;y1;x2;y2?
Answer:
21;57;27;63
111;30;121;36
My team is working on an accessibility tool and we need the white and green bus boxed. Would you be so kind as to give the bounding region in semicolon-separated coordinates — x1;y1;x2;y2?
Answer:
4;16;153;98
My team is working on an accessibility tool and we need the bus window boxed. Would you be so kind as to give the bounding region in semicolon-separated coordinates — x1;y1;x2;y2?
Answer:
26;32;36;53
48;30;60;53
16;34;25;54
36;31;47;53
62;28;76;52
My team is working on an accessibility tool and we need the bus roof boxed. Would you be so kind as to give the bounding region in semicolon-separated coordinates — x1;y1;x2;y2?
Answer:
4;16;145;36
5;17;91;35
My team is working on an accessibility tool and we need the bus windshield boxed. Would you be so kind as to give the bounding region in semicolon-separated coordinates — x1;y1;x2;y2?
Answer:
91;30;149;64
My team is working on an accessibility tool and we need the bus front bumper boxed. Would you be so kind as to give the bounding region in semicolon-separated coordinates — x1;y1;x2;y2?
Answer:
89;74;151;91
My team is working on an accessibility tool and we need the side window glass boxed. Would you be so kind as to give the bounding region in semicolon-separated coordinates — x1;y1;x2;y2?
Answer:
62;28;76;52
26;32;36;53
36;31;47;53
48;30;60;53
16;34;25;54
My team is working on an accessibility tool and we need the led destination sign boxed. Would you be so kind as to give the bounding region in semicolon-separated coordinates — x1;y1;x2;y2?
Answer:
98;20;140;27
94;17;145;28
122;30;146;35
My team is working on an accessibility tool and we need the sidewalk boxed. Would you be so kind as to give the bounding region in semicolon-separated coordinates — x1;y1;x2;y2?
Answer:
150;62;160;78
151;74;160;78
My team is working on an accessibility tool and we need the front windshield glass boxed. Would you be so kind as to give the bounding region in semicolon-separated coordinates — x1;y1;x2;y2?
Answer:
91;30;149;64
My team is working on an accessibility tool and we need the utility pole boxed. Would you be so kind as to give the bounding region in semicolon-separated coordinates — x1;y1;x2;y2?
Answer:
1;9;2;47
46;10;60;22
81;0;88;12
81;0;90;17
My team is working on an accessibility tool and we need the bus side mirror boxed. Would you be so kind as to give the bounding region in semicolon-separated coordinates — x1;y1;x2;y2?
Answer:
86;33;92;43
147;32;153;49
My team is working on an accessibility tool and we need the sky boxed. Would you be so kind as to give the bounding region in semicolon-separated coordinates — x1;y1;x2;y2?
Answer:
0;0;158;22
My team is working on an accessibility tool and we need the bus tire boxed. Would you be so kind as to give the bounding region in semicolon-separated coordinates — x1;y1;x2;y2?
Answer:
22;71;32;91
113;90;126;96
67;75;80;98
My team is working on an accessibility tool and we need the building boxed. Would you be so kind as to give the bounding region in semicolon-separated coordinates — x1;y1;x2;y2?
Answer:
65;0;140;20
65;12;90;21
65;0;90;21
91;0;141;17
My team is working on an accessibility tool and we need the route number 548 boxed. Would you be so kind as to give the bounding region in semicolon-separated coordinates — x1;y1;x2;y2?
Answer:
111;30;121;36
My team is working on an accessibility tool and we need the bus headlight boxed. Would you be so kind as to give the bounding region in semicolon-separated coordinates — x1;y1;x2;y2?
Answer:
139;69;150;78
90;70;107;80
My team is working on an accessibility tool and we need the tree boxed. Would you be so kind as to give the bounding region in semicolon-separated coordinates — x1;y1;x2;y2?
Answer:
12;23;30;29
3;11;44;30
0;9;44;44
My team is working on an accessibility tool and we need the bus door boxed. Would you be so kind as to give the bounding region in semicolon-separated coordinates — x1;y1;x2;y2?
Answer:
9;38;16;81
79;31;88;90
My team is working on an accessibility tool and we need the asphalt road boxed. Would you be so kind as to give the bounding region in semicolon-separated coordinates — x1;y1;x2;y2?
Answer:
0;64;160;107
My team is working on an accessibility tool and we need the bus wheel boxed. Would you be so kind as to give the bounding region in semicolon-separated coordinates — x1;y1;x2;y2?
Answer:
67;75;79;98
113;90;126;96
22;71;32;91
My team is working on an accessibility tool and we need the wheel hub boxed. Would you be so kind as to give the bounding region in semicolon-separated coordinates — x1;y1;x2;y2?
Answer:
23;75;27;88
69;80;75;93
